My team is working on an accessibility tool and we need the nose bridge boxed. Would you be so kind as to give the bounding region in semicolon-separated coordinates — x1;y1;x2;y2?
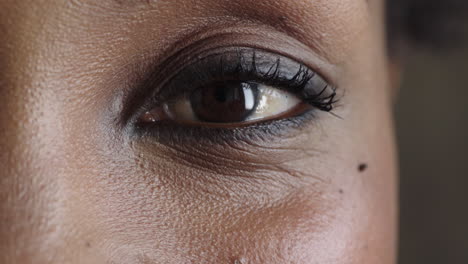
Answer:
0;9;67;262
0;63;67;263
0;86;63;260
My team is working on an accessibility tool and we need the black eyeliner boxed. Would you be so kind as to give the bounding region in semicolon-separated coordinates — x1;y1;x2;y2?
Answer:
132;47;339;142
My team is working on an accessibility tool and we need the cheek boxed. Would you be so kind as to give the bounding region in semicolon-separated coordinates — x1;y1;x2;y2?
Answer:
64;135;395;264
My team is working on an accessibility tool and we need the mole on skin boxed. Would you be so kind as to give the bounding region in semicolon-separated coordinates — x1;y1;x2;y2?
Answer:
358;163;368;172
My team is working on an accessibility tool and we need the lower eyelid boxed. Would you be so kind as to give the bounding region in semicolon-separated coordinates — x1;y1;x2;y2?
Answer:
135;106;319;147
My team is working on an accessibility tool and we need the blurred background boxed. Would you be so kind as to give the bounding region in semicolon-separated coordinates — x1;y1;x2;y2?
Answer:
397;49;468;263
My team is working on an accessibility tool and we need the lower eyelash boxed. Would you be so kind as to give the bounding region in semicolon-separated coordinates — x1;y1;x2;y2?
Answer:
135;108;320;145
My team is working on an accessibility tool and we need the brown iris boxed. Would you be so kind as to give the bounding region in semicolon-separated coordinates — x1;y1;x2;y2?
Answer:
190;81;259;123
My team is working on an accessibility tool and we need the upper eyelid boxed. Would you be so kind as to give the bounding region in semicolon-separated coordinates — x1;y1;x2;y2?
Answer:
144;48;332;104
125;27;339;94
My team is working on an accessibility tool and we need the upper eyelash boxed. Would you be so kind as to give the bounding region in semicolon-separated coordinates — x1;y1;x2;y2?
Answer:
234;49;338;112
156;48;338;111
234;49;313;90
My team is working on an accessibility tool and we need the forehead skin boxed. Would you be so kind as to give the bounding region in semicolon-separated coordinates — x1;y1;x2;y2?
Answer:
0;0;396;263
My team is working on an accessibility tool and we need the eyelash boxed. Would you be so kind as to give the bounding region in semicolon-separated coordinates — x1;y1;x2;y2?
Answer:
133;47;339;143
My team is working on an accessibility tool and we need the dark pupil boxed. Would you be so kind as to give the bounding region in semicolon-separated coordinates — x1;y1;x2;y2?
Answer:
190;81;259;123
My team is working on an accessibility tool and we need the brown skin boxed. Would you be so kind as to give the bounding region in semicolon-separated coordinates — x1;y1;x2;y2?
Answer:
0;0;397;263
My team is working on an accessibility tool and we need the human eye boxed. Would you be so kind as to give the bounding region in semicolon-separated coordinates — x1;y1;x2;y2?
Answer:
134;48;338;140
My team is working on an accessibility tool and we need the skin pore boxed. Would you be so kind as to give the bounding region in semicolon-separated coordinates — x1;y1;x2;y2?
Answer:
0;0;397;263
